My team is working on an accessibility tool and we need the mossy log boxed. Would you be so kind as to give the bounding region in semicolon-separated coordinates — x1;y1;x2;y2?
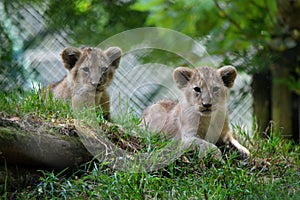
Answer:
0;115;142;193
0;116;93;170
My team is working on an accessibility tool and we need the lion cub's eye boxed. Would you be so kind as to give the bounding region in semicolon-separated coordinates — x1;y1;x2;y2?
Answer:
213;86;220;93
82;67;90;73
193;87;201;93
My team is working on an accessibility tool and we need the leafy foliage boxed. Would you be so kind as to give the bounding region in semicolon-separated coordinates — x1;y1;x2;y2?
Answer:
42;0;147;46
132;0;220;37
132;0;278;72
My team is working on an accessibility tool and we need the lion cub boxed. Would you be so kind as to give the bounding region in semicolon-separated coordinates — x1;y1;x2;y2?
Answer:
49;46;121;120
141;66;250;159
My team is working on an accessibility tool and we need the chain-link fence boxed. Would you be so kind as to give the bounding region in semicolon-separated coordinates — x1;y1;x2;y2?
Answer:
0;2;253;131
0;1;71;90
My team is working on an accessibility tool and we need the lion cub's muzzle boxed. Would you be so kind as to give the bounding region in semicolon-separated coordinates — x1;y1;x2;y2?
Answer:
90;81;106;92
199;102;213;115
91;76;106;87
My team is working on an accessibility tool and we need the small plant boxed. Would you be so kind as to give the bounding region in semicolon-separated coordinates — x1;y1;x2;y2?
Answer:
36;169;68;198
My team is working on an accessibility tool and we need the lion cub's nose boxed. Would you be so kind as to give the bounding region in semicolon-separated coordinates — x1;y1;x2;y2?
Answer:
91;82;99;88
202;102;212;108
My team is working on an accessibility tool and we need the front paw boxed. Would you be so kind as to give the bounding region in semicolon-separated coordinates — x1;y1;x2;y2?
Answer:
188;138;223;162
229;138;250;160
238;147;250;160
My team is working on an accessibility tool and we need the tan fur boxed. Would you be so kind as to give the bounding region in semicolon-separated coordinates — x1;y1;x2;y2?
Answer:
48;46;122;120
141;66;250;159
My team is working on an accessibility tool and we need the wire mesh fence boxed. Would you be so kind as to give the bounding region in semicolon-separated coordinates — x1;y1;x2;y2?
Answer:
0;1;72;90
0;2;253;131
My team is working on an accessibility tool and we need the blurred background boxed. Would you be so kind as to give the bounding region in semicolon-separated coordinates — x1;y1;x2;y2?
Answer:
0;0;299;139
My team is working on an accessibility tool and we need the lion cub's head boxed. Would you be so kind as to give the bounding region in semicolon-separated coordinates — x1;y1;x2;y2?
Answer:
61;46;121;91
173;66;236;115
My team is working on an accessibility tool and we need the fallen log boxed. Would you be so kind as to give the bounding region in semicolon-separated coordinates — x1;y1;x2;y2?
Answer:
0;113;144;194
0;115;93;170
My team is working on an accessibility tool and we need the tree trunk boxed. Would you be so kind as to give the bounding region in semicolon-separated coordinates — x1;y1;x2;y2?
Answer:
252;72;272;136
270;64;293;137
293;93;300;140
269;48;300;138
265;0;300;139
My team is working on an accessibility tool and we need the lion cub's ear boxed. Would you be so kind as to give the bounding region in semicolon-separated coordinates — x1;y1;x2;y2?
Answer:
61;47;82;71
105;47;122;69
173;67;194;89
218;65;237;88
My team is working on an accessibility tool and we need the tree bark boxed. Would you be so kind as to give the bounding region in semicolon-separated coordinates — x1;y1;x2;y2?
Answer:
270;64;293;137
252;72;272;136
0;117;93;170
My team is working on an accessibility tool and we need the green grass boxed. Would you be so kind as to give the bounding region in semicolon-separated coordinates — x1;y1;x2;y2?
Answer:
1;89;300;199
0;88;72;122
